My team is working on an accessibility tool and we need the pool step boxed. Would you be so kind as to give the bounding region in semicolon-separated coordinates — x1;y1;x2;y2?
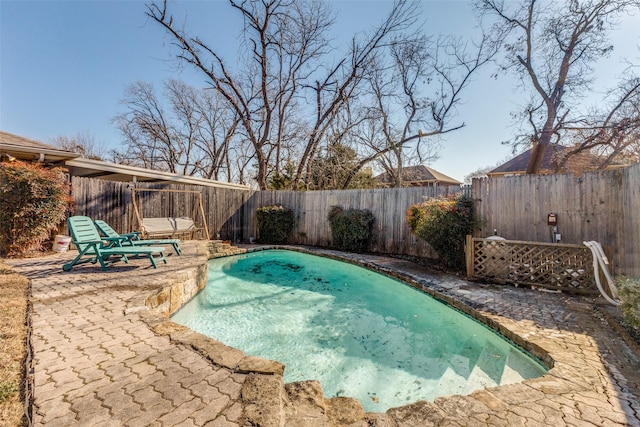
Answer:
464;342;508;391
207;239;247;259
498;348;533;385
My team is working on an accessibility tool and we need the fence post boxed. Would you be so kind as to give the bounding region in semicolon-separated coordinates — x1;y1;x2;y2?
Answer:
465;234;474;278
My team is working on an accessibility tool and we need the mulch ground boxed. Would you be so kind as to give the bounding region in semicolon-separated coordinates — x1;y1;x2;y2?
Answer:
0;261;30;427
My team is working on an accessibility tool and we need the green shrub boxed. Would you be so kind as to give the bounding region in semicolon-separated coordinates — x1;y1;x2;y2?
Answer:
406;194;474;270
256;205;295;244
327;206;375;253
617;276;640;328
0;161;70;257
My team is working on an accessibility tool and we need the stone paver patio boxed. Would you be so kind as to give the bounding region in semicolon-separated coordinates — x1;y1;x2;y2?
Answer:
6;242;640;426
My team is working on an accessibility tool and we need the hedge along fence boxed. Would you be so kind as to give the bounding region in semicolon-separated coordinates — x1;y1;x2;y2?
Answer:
256;205;295;244
241;187;462;258
328;206;375;253
407;194;475;270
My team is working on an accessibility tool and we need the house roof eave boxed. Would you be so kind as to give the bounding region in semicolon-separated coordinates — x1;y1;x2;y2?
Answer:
65;158;251;190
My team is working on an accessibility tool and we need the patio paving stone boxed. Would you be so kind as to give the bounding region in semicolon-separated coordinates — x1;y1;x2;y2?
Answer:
6;241;640;426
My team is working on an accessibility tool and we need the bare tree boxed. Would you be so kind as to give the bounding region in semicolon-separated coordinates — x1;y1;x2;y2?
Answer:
146;0;501;188
561;75;640;167
228;138;256;185
476;0;640;173
341;33;497;188
113;81;180;171
147;0;335;189
51;130;107;160
291;0;422;189
191;86;241;180
113;80;240;178
147;0;426;190
371;36;437;188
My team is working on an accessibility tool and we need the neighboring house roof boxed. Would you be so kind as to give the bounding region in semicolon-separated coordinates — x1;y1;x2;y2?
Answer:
0;130;80;163
487;144;614;177
375;165;462;187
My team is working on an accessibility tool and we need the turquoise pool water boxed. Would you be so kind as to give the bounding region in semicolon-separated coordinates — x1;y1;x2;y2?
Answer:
171;250;546;412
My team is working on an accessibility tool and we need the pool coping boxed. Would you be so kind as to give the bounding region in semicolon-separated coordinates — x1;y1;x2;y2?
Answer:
128;243;638;425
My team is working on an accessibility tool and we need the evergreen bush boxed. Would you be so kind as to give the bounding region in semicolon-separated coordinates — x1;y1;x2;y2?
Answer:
0;161;70;257
617;276;640;328
406;194;475;270
256;205;295;244
327;206;375;253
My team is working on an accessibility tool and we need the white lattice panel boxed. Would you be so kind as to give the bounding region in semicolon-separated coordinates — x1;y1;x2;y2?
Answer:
468;238;598;294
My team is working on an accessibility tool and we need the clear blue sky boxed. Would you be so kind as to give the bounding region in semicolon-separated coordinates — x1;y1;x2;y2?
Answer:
1;1;639;182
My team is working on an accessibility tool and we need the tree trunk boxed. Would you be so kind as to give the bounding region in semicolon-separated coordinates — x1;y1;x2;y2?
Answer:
255;151;268;190
526;142;547;174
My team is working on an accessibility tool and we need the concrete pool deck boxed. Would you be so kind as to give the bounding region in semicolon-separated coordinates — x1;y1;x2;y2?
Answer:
6;241;640;426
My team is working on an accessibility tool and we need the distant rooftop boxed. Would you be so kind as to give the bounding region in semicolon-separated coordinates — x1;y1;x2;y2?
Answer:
488;145;568;176
488;144;626;176
376;165;462;187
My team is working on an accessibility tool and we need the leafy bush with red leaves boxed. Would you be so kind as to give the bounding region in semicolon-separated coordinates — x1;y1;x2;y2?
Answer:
0;161;70;257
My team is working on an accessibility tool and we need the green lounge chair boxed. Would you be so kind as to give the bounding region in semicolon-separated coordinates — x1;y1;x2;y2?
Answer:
94;219;182;256
62;216;167;271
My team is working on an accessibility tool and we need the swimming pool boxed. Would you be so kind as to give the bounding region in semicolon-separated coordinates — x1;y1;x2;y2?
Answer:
171;249;547;412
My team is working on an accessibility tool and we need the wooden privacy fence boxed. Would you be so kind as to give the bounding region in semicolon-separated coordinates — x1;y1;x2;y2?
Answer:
70;163;640;277
465;236;599;295
472;162;640;277
71;177;251;241
240;186;463;258
71;178;465;258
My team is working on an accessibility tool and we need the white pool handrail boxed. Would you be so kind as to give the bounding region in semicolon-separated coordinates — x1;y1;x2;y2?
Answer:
583;241;621;306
